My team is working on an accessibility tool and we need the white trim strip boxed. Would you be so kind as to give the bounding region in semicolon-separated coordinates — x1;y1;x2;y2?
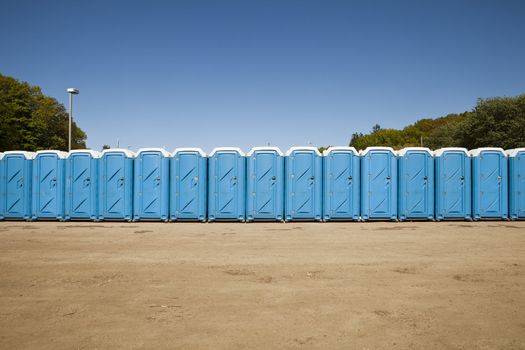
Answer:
3;151;36;159
35;150;68;159
322;146;358;156
359;147;396;156
247;146;284;156
101;148;136;158
285;146;321;156
434;148;469;157
172;147;206;157
397;147;433;156
209;147;245;157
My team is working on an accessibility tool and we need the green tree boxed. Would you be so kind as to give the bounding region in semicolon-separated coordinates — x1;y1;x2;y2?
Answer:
0;74;87;151
458;95;525;149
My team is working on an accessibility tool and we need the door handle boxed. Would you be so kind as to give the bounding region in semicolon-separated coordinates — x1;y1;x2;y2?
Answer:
50;178;57;187
231;176;237;185
423;176;428;181
193;176;199;186
460;176;465;180
84;177;91;187
386;176;391;181
118;177;125;186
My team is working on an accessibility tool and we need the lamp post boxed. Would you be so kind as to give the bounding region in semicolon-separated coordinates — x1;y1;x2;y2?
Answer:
66;88;79;151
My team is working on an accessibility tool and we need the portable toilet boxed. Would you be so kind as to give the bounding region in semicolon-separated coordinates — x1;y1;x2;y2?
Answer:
0;153;4;220
284;147;322;221
322;147;360;221
170;148;207;221
31;150;67;220
133;148;170;221
99;149;135;221
360;147;397;221
246;146;284;221
2;151;35;220
65;150;101;220
208;147;246;221
435;148;471;221
469;148;508;220
507;148;525;220
397;147;434;221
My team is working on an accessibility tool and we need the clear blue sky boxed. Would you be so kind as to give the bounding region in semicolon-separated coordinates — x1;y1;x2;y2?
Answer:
1;0;524;152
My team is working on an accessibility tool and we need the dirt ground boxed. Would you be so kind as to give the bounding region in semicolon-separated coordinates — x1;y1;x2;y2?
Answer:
0;221;524;349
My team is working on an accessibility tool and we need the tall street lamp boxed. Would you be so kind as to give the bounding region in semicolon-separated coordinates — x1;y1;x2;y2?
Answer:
66;88;79;151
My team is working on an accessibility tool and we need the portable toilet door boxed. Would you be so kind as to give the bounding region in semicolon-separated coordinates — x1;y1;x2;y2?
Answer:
133;148;170;221
0;153;4;220
397;147;434;221
170;148;207;221
360;147;397;221
65;150;101;220
469;148;508;220
99;149;135;221
246;147;284;222
32;150;67;220
435;148;472;221
3;151;35;220
322;147;360;221
208;147;246;221
285;147;322;221
507;148;525;220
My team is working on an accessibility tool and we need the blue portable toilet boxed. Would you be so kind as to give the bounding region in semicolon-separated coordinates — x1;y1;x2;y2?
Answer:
469;148;508;220
397;147;434;221
322;147;360;221
0;153;4;220
65;150;101;220
32;150;67;220
285;147;322;221
435;148;472;221
246;146;284;222
2;151;35;220
208;147;246;221
507;148;525;220
134;148;170;221
99;149;135;221
360;147;398;221
170;148;207;221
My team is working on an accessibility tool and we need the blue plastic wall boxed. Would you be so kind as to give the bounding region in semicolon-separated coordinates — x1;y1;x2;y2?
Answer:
471;150;508;220
32;152;66;220
285;148;322;221
398;149;434;220
65;152;99;220
361;148;398;220
99;151;134;221
170;150;207;221
208;149;246;221
133;150;170;221
435;150;471;221
323;148;360;221
3;153;33;220
509;149;525;220
246;148;284;221
0;154;4;220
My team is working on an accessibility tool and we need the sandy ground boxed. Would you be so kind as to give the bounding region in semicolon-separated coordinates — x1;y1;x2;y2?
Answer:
0;221;524;350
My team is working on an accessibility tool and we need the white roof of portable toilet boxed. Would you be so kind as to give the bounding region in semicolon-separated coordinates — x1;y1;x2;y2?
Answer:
209;147;245;157
3;151;36;159
506;148;525;157
322;146;358;156
136;148;171;157
172;147;207;157
359;147;397;156
101;148;136;158
285;146;321;156
68;149;102;158
397;147;434;156
434;147;469;157
35;150;68;159
247;146;284;156
468;147;506;157
0;152;3;160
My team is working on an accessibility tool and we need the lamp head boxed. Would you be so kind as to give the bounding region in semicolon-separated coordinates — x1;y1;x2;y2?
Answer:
67;88;79;94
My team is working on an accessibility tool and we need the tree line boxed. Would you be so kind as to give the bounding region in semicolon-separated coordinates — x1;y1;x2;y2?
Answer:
0;74;86;151
347;94;525;150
